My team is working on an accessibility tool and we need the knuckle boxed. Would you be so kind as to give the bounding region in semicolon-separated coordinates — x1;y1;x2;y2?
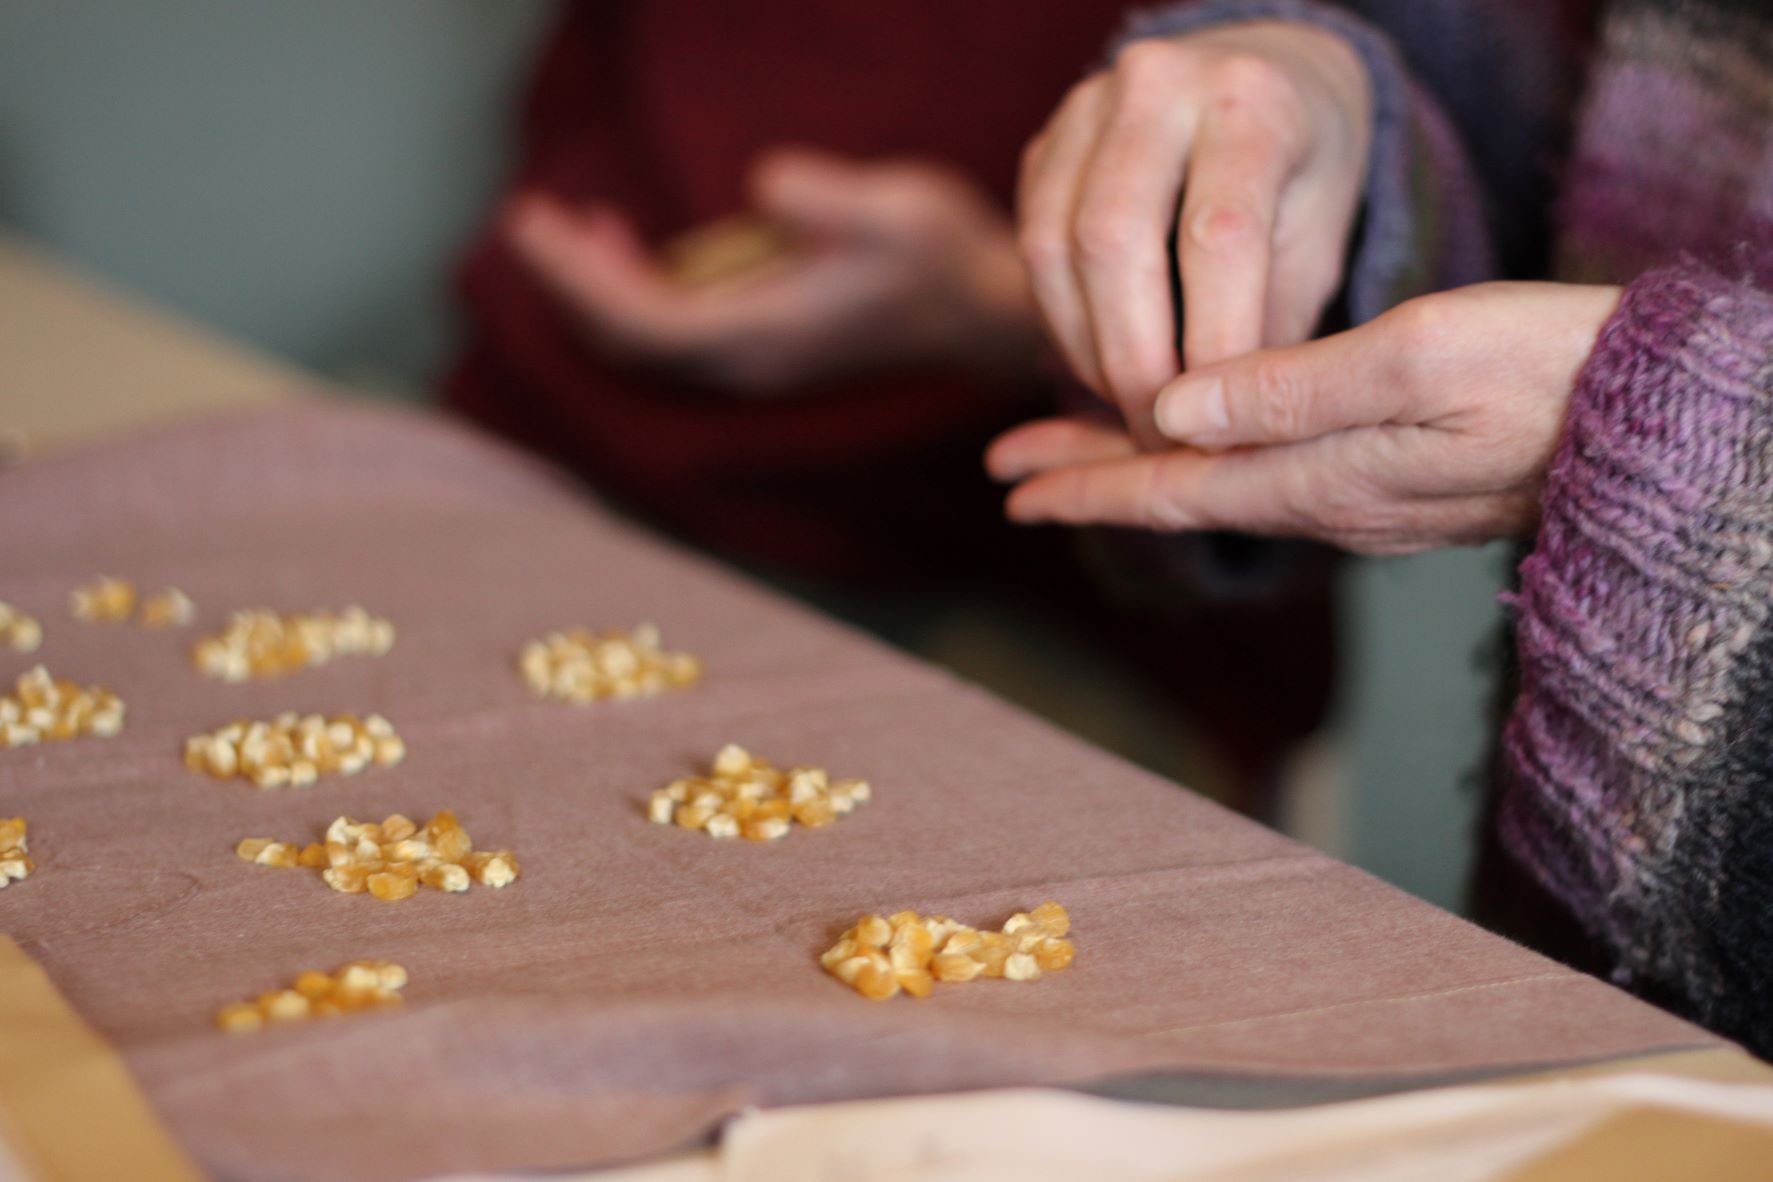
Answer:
1017;220;1068;275
1072;205;1146;265
1114;39;1189;92
1184;199;1263;254
1247;358;1310;438
1388;296;1459;356
1207;53;1294;110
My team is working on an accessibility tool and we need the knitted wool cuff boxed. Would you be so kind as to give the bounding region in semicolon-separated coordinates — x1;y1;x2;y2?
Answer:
1501;265;1773;1038
1112;0;1494;324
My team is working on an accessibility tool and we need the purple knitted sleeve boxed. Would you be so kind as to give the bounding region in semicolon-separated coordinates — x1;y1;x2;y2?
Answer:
1113;0;1496;322
1502;264;1773;1051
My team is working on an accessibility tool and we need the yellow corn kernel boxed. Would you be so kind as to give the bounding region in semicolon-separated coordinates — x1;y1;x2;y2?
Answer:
854;962;901;1001
941;929;982;957
380;814;417;843
931;952;984;983
367;868;418;902
235;837;272;863
895;969;936;999
323;865;371;895
819;937;858;971
740;817;790;842
215;1003;264;1033
297;843;328;869
293;970;336;1000
792;798;837;828
712;743;752;777
463;850;519;888
139;588;196;628
259;842;300;869
262;990;311;1022
419;860;471;892
889;923;935;973
336;963;380;993
1033;938;1075;971
976;944;1011;978
854;915;892;949
359;961;407;991
424;811;471;861
1004;953;1041;982
1030;901;1071;938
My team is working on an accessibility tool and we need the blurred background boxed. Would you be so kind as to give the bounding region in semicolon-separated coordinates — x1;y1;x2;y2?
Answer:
0;0;1514;913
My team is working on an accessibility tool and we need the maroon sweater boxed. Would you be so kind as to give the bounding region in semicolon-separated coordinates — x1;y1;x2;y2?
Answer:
445;1;1135;579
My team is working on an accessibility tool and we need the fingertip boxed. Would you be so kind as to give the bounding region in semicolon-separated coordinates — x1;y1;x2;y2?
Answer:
1154;376;1229;444
1003;482;1048;524
984;424;1043;482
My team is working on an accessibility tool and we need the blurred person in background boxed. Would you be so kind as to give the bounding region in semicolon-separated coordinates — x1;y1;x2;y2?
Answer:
989;0;1773;1054
445;1;1347;813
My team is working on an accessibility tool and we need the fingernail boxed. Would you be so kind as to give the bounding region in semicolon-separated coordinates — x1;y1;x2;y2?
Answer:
1156;378;1227;442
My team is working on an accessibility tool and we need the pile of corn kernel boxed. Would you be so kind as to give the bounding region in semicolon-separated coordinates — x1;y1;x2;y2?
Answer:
0;602;42;653
647;744;870;841
518;622;701;703
184;712;405;788
0;818;32;888
215;960;408;1032
236;810;518;900
821;902;1074;1000
67;576;195;627
193;606;394;681
0;666;125;748
68;575;137;622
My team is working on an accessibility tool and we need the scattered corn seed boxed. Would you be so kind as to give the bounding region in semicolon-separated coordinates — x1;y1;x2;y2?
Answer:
517;622;701;703
0;666;125;749
215;960;407;1033
138;587;197;628
193;606;394;681
0;817;33;887
647;745;869;841
0;602;43;653
235;810;518;899
69;576;136;622
821;903;1074;1000
184;712;403;787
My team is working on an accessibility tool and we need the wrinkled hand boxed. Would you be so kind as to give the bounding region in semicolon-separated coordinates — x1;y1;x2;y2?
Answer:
505;147;1041;394
1019;20;1373;440
988;283;1623;555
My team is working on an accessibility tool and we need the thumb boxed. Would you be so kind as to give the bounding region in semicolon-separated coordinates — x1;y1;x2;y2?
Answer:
1152;321;1408;449
749;146;882;239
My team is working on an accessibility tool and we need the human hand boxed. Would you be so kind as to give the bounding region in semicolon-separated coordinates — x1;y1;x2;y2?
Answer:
505;147;1042;394
988;283;1623;555
1018;20;1373;441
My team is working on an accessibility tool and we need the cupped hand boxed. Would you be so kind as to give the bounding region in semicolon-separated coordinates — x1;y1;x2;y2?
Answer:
988;283;1623;555
504;147;1042;394
1018;20;1373;440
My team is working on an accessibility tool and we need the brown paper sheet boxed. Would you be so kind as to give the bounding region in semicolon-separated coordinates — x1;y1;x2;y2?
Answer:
0;936;203;1182
0;404;1723;1181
